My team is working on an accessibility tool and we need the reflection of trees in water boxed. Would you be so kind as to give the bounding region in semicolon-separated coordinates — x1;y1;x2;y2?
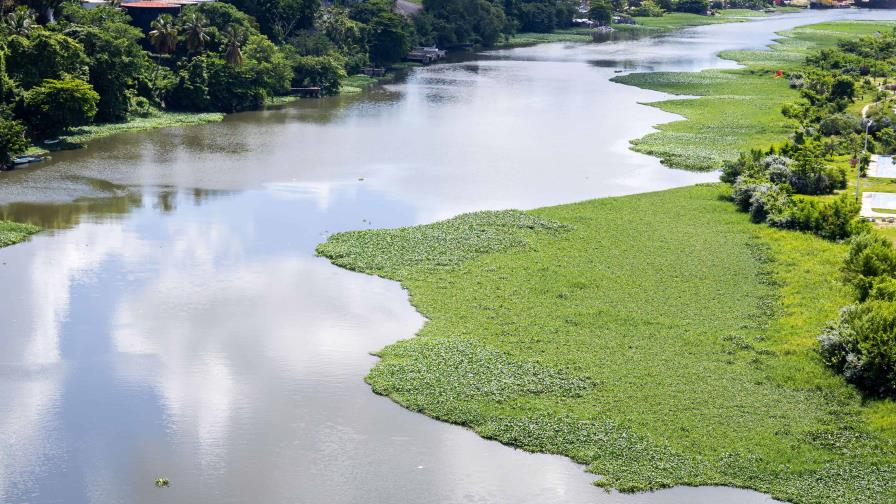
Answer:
0;185;233;227
0;192;143;229
153;187;233;213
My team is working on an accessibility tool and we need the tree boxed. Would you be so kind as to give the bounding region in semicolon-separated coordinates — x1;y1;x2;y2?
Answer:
4;7;36;36
5;29;89;88
290;54;346;95
23;78;99;137
222;0;318;43
315;7;366;54
0;113;28;170
830;75;856;102
223;25;245;66
180;13;209;55
587;0;612;26
149;14;179;55
65;15;153;121
24;0;62;23
674;0;708;13
367;12;411;65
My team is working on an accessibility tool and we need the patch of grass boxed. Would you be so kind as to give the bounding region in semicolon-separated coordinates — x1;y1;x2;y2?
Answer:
613;69;798;170
0;220;40;247
27;110;224;154
873;208;896;214
503;27;595;46
612;21;896;171
615;12;742;36
717;8;769;17
320;184;896;503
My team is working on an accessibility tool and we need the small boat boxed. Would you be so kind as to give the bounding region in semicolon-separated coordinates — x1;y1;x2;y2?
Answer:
43;138;60;144
12;154;48;166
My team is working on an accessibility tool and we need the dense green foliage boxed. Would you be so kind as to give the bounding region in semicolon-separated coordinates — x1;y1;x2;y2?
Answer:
0;219;39;246
320;184;896;503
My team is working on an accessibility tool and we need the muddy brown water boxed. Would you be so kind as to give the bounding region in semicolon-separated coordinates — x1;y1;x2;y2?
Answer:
3;9;896;504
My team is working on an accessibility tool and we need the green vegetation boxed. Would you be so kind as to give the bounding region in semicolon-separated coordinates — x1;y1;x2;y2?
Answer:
503;27;593;46
612;21;896;171
319;184;896;503
0;219;39;247
618;12;741;34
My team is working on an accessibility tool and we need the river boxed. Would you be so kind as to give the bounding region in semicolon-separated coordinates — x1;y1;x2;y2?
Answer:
2;9;895;504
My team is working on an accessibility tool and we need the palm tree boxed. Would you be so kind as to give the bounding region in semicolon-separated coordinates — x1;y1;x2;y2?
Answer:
4;8;36;36
223;25;245;67
180;13;208;56
148;14;178;56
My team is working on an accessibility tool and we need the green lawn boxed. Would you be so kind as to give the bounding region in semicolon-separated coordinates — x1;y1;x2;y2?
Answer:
0;220;39;247
611;21;896;171
319;184;896;504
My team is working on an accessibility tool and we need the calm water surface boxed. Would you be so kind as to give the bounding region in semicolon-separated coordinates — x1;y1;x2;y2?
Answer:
3;10;895;504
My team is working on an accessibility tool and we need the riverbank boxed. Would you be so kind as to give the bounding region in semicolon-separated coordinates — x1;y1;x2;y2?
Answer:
611;20;896;171
0;220;39;247
502;11;757;47
318;183;896;503
20;69;412;158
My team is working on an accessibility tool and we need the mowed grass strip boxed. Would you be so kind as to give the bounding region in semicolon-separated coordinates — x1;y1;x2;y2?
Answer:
611;21;896;171
0;220;39;247
318;184;896;504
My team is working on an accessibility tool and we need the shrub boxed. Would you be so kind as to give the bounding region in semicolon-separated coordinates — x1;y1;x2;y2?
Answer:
291;54;347;95
819;300;896;397
0;113;28;170
819;113;861;136
23;77;99;137
674;0;708;14
632;0;664;17
732;176;767;212
843;232;896;301
748;183;789;224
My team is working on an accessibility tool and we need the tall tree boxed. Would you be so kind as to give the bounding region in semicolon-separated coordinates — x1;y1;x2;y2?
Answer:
223;25;244;66
149;14;178;55
180;13;209;55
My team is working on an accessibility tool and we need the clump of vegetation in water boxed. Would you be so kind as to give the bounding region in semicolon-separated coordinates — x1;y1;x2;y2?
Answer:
611;22;895;171
318;210;570;279
154;477;170;488
0;220;39;247
320;184;896;503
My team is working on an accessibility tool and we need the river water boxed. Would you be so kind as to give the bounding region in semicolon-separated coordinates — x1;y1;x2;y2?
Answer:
2;9;895;504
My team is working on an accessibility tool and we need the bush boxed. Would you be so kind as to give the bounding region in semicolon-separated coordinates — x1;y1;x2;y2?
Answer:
0;113;28;170
632;0;664;16
587;0;612;25
291;54;347;95
23;77;99;137
843;232;896;301
819;300;896;397
818;112;861;136
169;56;212;111
674;0;708;14
787;149;846;195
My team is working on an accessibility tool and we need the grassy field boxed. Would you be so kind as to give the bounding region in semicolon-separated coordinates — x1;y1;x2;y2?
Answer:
0;220;39;247
319;184;896;504
612;21;896;171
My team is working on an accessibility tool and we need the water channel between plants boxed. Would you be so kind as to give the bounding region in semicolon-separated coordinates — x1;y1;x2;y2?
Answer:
3;9;896;504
